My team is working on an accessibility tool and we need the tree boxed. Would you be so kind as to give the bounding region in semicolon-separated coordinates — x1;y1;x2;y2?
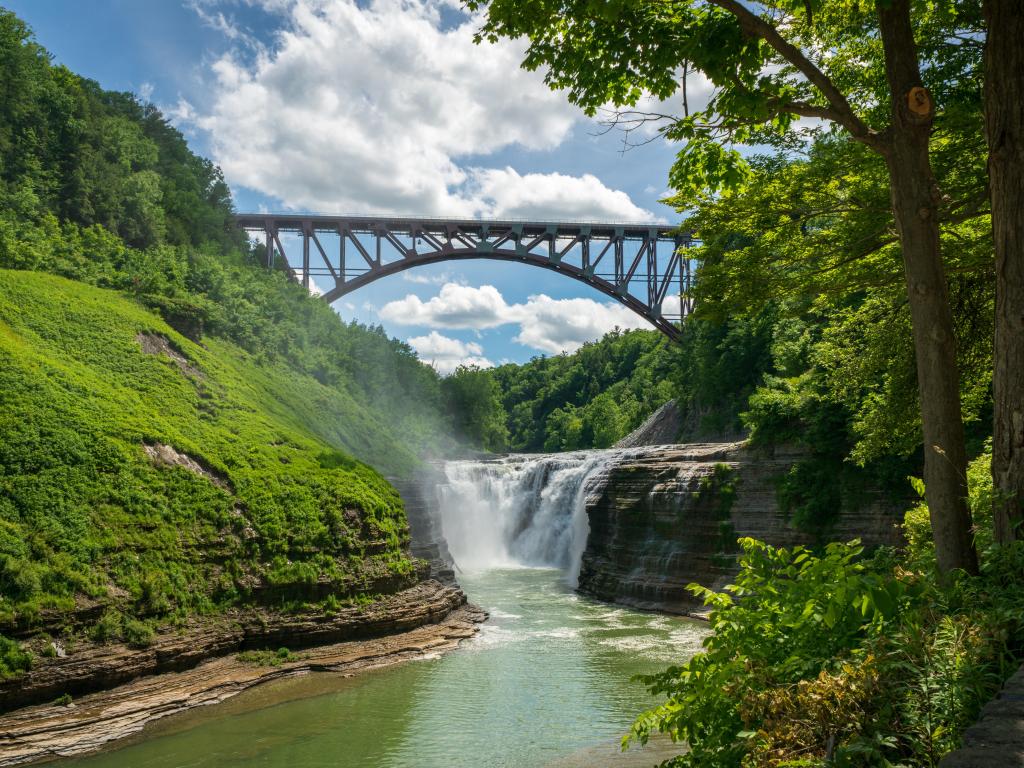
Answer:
983;0;1024;544
544;405;584;451
471;0;981;574
586;392;626;447
442;365;509;452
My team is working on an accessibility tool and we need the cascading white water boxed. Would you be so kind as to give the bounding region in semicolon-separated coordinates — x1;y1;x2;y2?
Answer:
438;449;641;585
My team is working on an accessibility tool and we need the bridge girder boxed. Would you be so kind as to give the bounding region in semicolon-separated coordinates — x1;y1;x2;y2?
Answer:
234;214;694;341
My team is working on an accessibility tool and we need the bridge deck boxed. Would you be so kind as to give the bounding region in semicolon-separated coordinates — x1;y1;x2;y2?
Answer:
234;212;679;239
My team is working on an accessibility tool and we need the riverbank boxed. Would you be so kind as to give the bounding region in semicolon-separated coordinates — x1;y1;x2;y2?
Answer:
37;568;707;768
0;581;485;766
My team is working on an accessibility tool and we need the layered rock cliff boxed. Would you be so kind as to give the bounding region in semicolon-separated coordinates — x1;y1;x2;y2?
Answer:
614;400;682;449
0;587;485;766
577;443;907;614
391;469;457;585
0;578;471;713
0;472;480;764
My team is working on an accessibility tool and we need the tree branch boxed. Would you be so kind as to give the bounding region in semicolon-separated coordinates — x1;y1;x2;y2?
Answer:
706;0;889;153
766;99;842;124
682;61;690;117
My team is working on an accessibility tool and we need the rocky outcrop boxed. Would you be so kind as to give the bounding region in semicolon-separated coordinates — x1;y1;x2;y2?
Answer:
0;599;486;767
392;469;457;584
0;580;470;714
614;400;681;448
577;443;907;615
938;664;1024;768
136;332;202;378
143;442;229;489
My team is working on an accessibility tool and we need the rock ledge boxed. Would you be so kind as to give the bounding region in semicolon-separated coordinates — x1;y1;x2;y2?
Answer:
0;581;485;766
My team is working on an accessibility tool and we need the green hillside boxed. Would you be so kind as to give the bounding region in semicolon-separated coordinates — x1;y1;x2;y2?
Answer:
0;269;419;641
0;9;455;670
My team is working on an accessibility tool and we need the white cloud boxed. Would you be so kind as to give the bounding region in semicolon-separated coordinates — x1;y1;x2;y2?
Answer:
401;270;457;286
381;282;658;355
509;293;649;355
186;0;656;221
306;275;325;296
465;168;655;222
407;331;494;375
187;0;259;46
380;283;511;329
166;98;198;124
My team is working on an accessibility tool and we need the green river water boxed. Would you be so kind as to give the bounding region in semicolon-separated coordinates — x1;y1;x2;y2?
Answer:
64;568;708;768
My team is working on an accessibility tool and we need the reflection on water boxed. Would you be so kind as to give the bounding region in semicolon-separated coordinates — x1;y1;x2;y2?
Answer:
65;568;707;768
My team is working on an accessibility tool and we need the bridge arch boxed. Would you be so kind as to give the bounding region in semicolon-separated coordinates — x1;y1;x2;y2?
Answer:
234;214;694;341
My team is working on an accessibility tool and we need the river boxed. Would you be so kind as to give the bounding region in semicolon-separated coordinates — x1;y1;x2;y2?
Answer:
63;453;709;768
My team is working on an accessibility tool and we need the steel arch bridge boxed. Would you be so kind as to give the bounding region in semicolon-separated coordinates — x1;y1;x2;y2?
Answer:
234;213;694;340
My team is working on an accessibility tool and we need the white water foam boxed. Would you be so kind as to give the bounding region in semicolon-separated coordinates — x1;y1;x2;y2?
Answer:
438;449;645;585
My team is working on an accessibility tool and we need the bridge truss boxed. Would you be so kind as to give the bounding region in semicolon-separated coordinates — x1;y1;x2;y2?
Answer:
234;213;694;340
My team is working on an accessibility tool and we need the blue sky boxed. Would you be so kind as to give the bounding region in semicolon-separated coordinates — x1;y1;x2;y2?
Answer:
9;0;692;371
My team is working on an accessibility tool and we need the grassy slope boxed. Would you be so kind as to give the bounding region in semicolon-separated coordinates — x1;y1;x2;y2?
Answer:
0;269;418;636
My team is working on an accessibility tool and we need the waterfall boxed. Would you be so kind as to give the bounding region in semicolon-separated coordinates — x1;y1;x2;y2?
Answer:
438;449;636;585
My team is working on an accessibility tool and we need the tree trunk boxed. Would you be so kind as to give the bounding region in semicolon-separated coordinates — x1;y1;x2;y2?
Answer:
877;0;979;574
984;0;1024;545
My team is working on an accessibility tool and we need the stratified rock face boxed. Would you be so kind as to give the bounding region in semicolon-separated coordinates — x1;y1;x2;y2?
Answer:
577;443;907;615
0;580;468;714
0;597;486;767
937;664;1024;768
392;469;457;585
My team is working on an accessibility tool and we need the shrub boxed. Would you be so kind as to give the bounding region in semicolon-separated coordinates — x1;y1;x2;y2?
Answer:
628;450;1024;767
236;647;300;667
627;539;909;767
0;635;31;679
89;610;125;643
123;618;156;648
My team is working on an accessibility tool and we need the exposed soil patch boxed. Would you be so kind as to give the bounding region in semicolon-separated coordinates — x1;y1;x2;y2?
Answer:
136;332;203;379
142;442;229;490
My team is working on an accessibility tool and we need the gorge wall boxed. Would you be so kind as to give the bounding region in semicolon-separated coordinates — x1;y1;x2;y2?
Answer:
576;442;908;614
390;469;457;585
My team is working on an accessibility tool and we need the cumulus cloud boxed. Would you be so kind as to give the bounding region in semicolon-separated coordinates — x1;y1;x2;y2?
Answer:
407;331;494;375
185;0;656;221
465;168;654;221
508;293;650;355
380;283;511;329
382;283;659;355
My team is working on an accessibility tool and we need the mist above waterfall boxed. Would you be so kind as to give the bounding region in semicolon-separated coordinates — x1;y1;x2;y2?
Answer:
438;450;633;585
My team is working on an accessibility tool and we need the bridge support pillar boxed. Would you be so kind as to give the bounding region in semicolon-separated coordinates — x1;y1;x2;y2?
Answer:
302;223;311;290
